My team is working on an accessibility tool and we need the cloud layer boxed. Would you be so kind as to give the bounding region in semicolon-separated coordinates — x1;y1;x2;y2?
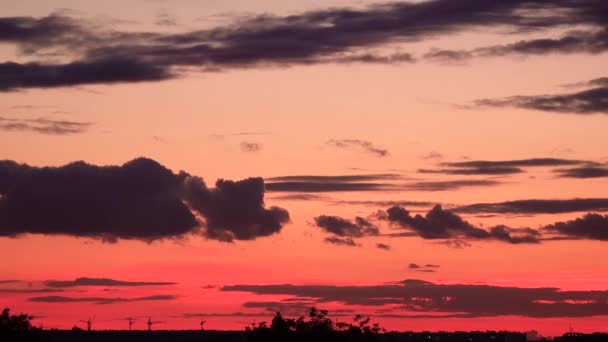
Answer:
0;116;92;135
222;279;608;318
476;77;608;114
2;1;608;90
44;277;177;288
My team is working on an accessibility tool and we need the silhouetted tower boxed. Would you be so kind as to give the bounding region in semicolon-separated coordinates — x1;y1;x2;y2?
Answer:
200;319;207;331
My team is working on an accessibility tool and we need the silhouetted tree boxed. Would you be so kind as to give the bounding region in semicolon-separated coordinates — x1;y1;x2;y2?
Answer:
0;308;34;332
0;308;40;342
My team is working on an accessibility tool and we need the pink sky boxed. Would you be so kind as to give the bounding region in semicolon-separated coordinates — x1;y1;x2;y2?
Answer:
1;0;608;338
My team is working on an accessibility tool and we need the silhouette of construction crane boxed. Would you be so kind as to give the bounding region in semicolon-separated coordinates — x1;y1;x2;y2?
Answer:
79;316;95;332
200;319;207;331
146;317;163;331
125;317;136;331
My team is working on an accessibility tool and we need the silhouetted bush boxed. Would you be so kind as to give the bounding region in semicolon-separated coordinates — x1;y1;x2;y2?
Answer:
245;307;384;342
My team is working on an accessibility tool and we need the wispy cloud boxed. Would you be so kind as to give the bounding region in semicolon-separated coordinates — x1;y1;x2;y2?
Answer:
0;116;92;135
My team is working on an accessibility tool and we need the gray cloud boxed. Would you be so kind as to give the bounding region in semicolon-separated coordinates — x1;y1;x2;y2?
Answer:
267;174;401;183
443;158;588;169
376;243;391;250
0;116;92;135
403;180;500;191
0;158;289;243
240;141;261;153
0;288;63;293
44;277;177;288
3;1;608;90
28;295;176;304
265;181;390;192
221;279;608;318
453;198;608;214
408;263;440;272
385;205;540;244
0;59;173;91
425;29;608;62
324;236;359;247
314;215;379;238
554;166;608;178
544;213;608;241
418;166;523;175
476;78;608;114
327;139;389;158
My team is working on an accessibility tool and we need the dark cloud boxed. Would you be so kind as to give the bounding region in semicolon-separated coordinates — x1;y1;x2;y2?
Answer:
453;198;608;214
544;213;608;241
476;78;608;114
583;77;608;88
266;175;500;193
0;59;173;91
314;215;379;238
425;29;608;62
242;300;316;316
222;279;608;318
555;166;608;178
420;151;444;161
0;158;289;243
422;158;592;178
242;301;356;317
563;76;608;89
404;180;500;191
266;174;401;193
266;174;401;182
408;263;440;271
418;166;523;175
0;116;92;135
240;141;261;153
0;288;62;293
5;1;607;89
376;243;391;250
385;204;608;243
0;14;87;50
423;49;474;63
44;277;177;288
324;236;359;247
269;194;329;201
443;158;588;169
327;139;389;157
156;11;177;27
181;177;290;242
333;200;434;207
265;182;391;193
442;239;471;249
28;295;176;304
385;205;540;244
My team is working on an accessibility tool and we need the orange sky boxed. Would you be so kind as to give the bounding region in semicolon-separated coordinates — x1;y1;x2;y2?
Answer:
1;0;607;338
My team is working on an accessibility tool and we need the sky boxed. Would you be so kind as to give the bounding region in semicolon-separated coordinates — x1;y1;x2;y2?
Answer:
1;0;608;338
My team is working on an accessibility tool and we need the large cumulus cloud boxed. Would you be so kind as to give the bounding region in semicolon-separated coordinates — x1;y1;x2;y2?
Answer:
0;158;289;242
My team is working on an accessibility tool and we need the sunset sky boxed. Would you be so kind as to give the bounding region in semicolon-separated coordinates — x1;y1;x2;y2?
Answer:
1;0;608;338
